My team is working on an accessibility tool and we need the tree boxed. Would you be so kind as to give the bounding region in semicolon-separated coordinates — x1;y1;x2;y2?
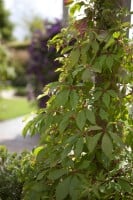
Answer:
0;44;15;88
0;0;14;41
27;20;62;107
23;15;46;39
23;0;133;199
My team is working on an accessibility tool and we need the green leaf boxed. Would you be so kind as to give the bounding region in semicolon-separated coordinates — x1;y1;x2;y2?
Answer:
56;177;71;200
76;110;86;130
88;125;102;131
107;90;117;98
81;68;91;82
74;138;84;157
99;55;106;68
91;40;99;53
69;49;80;67
65;135;78;144
59;118;69;133
86;133;102;153
113;31;120;39
55;90;70;107
48;169;67;180
102;93;110;107
80;43;89;64
102;134;113;159
61;46;73;54
99;109;109;120
70;90;79;110
78;160;90;169
44;114;53;130
69;176;80;200
70;2;84;16
103;37;115;50
33;146;44;156
85;109;96;124
92;62;102;73
32;183;44;192
118;179;132;193
94;91;102;101
106;56;114;71
72;66;84;77
61;145;73;160
109;132;123;146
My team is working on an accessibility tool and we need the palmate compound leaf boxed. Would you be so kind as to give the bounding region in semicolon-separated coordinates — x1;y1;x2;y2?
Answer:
76;110;86;130
86;133;102;153
101;134;113;159
56;177;71;200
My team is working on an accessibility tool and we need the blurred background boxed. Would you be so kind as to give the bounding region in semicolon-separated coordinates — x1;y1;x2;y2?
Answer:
0;0;65;152
0;0;132;152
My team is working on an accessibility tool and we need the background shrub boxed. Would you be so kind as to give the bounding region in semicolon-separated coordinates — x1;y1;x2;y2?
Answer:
0;146;34;200
0;44;15;88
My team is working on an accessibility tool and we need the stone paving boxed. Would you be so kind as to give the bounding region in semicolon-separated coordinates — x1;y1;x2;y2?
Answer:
0;89;39;153
0;116;39;153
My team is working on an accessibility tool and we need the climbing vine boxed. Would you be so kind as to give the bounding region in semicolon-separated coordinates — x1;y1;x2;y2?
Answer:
23;0;133;199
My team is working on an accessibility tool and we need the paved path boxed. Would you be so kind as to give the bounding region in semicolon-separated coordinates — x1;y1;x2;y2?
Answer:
0;116;39;153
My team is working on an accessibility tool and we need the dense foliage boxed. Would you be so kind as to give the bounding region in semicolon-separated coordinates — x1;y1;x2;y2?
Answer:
28;20;62;107
0;44;15;88
23;0;133;199
0;0;13;41
0;146;34;200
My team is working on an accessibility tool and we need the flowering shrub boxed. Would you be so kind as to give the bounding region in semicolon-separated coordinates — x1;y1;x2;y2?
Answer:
28;20;62;107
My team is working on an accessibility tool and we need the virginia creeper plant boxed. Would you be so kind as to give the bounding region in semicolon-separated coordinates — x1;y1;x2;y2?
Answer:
23;0;133;199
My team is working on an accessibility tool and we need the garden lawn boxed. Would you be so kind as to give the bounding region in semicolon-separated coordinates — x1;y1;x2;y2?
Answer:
0;97;36;120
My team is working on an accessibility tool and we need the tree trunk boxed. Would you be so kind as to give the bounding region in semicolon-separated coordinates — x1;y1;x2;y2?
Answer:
62;2;68;27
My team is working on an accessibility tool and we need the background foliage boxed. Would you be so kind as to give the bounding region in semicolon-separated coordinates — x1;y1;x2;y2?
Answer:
0;146;34;200
27;20;62;107
0;44;15;88
0;0;14;41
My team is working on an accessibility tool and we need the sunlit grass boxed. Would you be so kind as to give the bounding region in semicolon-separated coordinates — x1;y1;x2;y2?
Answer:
0;97;36;121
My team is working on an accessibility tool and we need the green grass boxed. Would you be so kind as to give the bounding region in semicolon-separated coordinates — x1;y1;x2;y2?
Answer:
0;97;36;121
